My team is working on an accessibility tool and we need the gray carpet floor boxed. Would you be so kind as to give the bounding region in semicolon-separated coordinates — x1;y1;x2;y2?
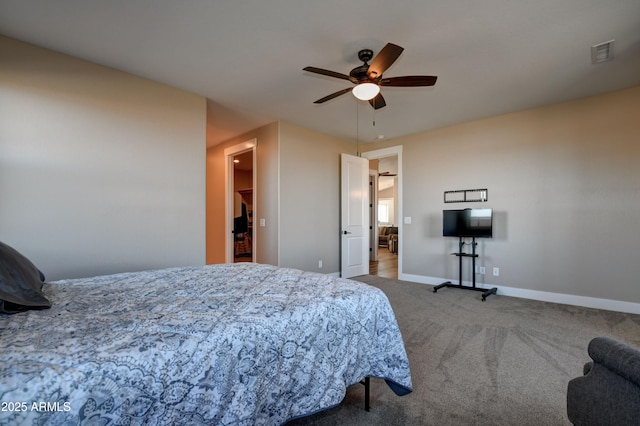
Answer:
287;275;640;425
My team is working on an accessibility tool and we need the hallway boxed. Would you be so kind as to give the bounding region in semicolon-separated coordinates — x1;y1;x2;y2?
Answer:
369;248;397;279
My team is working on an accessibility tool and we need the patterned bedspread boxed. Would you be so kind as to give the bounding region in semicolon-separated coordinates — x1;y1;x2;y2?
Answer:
0;263;411;425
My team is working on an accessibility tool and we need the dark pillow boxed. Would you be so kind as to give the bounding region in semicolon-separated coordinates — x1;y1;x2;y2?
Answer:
0;241;51;314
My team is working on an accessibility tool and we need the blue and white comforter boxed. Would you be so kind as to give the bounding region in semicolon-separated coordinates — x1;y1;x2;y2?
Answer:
0;263;411;425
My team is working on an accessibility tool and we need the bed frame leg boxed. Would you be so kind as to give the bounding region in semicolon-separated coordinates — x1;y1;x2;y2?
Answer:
360;376;370;411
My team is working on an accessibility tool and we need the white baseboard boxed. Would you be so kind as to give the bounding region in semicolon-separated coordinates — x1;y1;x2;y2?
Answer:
399;273;640;315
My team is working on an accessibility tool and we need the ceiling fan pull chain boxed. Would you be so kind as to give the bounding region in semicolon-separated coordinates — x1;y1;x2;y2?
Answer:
356;100;360;156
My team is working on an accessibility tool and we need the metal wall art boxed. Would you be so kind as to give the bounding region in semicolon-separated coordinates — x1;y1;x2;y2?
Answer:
444;188;488;203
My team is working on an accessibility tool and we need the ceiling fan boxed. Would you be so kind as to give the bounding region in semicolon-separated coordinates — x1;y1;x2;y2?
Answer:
303;43;437;110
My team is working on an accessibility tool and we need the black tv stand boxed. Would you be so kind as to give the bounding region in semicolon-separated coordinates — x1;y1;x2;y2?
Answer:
433;237;497;301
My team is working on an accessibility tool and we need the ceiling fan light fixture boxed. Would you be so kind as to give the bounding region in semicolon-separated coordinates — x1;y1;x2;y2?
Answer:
352;83;380;101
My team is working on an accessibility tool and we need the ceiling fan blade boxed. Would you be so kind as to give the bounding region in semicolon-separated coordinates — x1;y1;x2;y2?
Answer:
379;75;438;87
367;43;404;79
303;66;352;81
369;93;386;109
313;87;353;104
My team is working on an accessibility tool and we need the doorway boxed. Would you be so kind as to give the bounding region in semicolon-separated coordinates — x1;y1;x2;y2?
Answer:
362;146;402;279
225;139;257;263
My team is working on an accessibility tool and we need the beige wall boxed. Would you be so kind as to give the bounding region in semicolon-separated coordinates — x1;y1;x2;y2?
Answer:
279;121;356;273
363;86;640;305
0;36;206;280
206;119;355;274
206;121;279;265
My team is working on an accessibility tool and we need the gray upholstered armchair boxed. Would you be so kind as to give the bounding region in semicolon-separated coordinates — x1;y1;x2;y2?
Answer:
567;336;640;425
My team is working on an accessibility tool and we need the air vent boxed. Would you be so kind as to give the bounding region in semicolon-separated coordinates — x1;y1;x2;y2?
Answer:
591;39;615;64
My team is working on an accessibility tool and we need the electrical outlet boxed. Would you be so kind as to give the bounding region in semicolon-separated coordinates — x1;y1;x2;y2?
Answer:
493;267;500;276
318;260;323;268
259;218;266;227
479;266;486;275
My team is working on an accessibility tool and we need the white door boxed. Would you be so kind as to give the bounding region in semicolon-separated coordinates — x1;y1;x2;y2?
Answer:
341;153;370;278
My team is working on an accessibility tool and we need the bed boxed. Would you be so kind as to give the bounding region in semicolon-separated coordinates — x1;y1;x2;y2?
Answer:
0;245;412;425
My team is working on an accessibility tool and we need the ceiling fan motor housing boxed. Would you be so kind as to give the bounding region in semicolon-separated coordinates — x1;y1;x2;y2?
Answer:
357;49;374;63
350;64;370;82
351;49;375;82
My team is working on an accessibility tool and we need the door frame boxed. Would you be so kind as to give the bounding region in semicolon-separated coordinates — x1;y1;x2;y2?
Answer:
224;139;257;263
361;145;403;276
369;169;379;262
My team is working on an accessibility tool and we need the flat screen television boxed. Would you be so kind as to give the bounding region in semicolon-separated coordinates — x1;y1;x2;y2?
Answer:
443;208;493;238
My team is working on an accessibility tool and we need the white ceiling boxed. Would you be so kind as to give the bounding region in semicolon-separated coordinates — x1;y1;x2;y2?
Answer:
1;1;639;147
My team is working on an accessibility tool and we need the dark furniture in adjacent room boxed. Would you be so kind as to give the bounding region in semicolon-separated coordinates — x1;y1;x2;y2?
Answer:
378;226;398;249
567;336;640;425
